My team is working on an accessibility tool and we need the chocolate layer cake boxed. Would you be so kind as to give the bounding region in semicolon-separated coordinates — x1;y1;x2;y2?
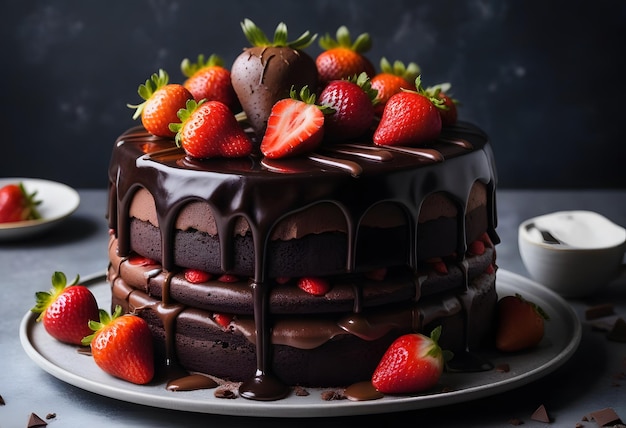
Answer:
107;121;499;400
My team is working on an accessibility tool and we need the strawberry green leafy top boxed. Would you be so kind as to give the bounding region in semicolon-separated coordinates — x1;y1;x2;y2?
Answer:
319;25;372;54
240;18;317;49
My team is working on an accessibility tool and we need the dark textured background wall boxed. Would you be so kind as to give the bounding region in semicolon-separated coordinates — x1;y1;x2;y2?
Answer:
1;0;624;189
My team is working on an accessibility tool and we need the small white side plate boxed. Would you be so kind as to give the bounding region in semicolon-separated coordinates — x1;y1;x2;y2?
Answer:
0;178;80;241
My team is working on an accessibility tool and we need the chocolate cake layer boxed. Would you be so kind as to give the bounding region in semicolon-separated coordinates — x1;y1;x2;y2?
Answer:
108;242;497;386
107;121;499;398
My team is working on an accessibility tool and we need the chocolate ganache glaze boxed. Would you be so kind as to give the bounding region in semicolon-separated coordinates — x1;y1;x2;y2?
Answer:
107;120;499;400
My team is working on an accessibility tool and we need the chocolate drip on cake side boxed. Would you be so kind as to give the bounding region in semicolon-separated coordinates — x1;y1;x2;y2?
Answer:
108;122;498;400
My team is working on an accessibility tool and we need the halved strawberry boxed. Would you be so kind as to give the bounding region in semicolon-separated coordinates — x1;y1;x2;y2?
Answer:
184;268;213;283
170;99;253;159
297;276;331;296
128;255;157;266
127;69;193;138
217;274;240;283
260;86;327;159
468;240;486;256
213;313;233;329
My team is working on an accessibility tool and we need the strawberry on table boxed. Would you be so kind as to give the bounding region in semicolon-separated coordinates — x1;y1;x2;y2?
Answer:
372;326;452;394
495;293;549;352
127;69;193;138
316;26;376;86
373;76;444;147
370;57;420;116
0;182;41;223
31;272;99;345
82;305;155;385
169;99;253;159
181;53;241;112
260;86;328;159
318;72;378;142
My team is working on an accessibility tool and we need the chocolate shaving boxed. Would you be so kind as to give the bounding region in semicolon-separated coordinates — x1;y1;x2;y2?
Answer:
530;404;551;423
0;394;4;405
45;413;56;420
214;386;238;399
320;389;346;401
588;407;622;426
27;413;47;428
293;386;309;396
586;304;615;320
607;318;626;343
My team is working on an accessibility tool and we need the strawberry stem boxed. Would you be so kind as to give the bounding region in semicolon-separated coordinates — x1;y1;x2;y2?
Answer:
240;19;316;50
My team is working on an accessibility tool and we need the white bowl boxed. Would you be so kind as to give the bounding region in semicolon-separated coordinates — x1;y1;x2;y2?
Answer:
518;210;626;298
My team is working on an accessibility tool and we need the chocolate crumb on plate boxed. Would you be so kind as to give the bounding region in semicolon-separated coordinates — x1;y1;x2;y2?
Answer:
607;318;626;343
320;389;346;401
0;394;4;405
588;407;623;427
214;386;238;399
586;304;615;320
508;417;524;425
496;363;510;373
45;413;56;420
293;385;309;396
531;404;551;423
27;413;47;428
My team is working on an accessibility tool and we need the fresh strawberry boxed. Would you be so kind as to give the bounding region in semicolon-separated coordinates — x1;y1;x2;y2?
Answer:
127;69;193;137
370;57;420;115
217;274;240;283
181;53;240;112
213;313;233;329
297;276;331;296
372;326;452;394
31;272;99;345
373;76;443;147
427;257;448;275
318;72;377;141
468;239;486;256
316;26;376;86
231;19;318;137
184;268;213;283
495;294;549;352
82;305;154;384
423;82;458;125
260;86;326;159
0;182;41;223
128;255;157;266
169;99;253;159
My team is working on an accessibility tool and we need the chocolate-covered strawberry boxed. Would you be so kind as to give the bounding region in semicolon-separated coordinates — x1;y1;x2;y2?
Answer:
230;19;318;138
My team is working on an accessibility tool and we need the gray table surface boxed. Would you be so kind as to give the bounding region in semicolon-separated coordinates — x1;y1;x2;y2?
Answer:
1;189;625;427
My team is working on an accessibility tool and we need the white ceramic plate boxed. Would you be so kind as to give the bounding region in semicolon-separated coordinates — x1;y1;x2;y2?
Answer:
20;269;581;418
0;178;80;241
